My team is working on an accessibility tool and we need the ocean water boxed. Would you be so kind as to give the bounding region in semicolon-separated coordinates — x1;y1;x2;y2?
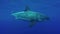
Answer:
0;0;59;34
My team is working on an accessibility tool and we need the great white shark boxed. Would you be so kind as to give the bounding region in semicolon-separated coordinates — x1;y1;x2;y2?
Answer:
11;6;49;27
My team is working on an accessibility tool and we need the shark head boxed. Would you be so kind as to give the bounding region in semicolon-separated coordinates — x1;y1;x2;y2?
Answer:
39;15;49;22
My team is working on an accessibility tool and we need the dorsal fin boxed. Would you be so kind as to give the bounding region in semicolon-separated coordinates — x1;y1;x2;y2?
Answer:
24;5;31;11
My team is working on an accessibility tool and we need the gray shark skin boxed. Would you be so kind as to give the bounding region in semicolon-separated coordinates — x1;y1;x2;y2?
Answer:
11;6;49;27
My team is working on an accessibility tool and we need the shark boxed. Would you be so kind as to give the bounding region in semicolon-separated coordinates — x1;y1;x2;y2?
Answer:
11;6;49;27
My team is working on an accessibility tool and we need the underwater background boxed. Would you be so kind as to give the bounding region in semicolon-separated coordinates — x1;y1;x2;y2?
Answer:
0;0;59;34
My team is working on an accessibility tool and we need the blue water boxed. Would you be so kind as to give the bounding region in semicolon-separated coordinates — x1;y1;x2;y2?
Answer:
0;0;59;34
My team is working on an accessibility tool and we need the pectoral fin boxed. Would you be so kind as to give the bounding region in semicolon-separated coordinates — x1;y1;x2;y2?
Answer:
29;20;36;27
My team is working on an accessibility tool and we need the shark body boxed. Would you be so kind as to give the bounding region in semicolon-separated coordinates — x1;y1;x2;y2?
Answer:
11;6;49;27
